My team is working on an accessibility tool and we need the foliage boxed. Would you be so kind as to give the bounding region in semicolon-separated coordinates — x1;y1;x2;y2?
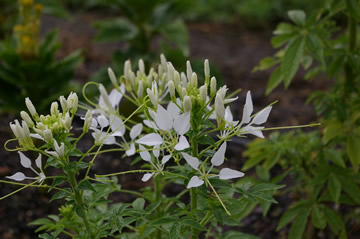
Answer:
246;0;360;238
0;0;82;113
91;0;190;84
0;56;288;238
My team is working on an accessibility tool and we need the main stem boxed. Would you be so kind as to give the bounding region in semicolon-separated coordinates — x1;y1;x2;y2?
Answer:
68;171;94;239
154;176;162;239
190;136;199;239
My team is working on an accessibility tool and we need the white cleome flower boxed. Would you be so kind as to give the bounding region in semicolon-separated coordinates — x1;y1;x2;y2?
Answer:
139;145;171;182
6;152;46;183
182;142;244;189
136;102;190;151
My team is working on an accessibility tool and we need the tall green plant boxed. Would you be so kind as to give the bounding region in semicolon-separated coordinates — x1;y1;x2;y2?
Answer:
246;1;360;238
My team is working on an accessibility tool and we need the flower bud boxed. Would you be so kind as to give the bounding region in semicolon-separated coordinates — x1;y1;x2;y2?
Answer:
186;61;192;82
61;112;71;131
137;80;144;98
59;96;68;113
181;87;187;99
50;102;59;116
147;88;157;106
158;64;163;78
67;92;78;113
21;121;30;137
43;128;53;143
15;120;26;139
108;67;118;87
83;111;92;133
174;71;180;86
191;72;198;88
20;111;34;128
167;62;175;82
9;122;20;138
138;59;145;74
183;95;192;112
168;80;175;98
204;59;210;82
25;97;37;117
98;84;112;108
160;54;167;72
124;60;132;79
199;85;207;104
215;94;225;120
210;77;217;97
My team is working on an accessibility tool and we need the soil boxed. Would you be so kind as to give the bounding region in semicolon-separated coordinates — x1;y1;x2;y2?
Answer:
0;12;341;239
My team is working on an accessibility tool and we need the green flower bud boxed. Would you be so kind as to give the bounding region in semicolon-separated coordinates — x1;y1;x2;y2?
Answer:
25;97;37;117
83;111;92;133
20;111;34;128
59;96;68;113
183;95;192;112
210;77;217;97
191;72;198;88
186;60;192;82
50;102;59;116
107;67;118;87
160;54;167;72
204;59;210;83
199;85;207;104
43;128;53;143
215;93;225;120
98;84;112;108
168;80;175;98
137;80;144;98
181;72;187;88
138;59;145;74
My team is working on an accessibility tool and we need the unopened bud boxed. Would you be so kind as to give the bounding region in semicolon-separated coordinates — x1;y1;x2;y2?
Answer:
167;62;175;82
174;71;180;86
160;54;167;72
61;112;71;131
67;92;78;113
147;88;157;106
199;85;207;104
98;84;112;108
43;129;53;143
158;64;163;77
59;96;68;113
20;111;34;128
9;122;20;138
168;80;175;98
210;77;217;97
83;111;92;133
137;80;144;98
138;59;145;74
124;60;132;79
186;61;192;82
183;95;192;112
21;121;30;137
25;97;37;117
204;59;210;83
181;72;187;88
108;67;118;87
50;102;59;116
215;94;225;120
191;72;198;88
181;87;187;99
15;120;25;139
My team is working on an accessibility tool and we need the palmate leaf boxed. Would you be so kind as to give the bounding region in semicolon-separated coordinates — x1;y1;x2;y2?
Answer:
347;135;360;172
95;18;138;43
288;208;310;239
281;36;305;88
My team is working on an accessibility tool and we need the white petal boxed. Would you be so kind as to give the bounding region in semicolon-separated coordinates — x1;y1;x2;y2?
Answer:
219;168;245;180
161;155;171;165
181;152;199;170
18;152;31;168
91;118;98;128
45;150;59;158
130;123;143;140
30;133;43;140
155;105;173;131
225;106;233;123
173;112;190;135
242;126;265;138
211;142;227;166
252;106;272;125
6;172;26;181
35;154;42;169
139;145;151;162
109;115;125;136
142;173;154;182
174;135;190;151
153;144;160;158
241;91;253;124
136;133;163;146
143;120;159;130
103;135;117;145
39;173;46;182
108;89;123;108
125;143;136;156
97;115;109;128
148;110;157;121
167;101;180;120
187;176;204;188
223;96;238;104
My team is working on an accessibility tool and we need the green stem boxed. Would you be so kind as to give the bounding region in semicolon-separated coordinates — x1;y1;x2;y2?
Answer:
68;171;94;239
344;14;357;96
154;176;162;239
190;188;198;239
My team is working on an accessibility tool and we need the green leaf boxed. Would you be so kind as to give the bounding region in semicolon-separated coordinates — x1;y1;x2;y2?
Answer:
277;201;311;230
132;198;145;210
288;208;310;239
78;179;96;192
328;175;341;202
347;135;360;172
152;216;179;226
256;165;269;181
288;10;306;26
273;23;297;35
339;175;360;204
223;231;261;239
266;67;283;95
323;206;344;235
312;205;327;230
182;219;206;231
95;18;138;43
170;223;180;239
50;190;70;202
323;120;343;144
281;36;305;88
306;34;324;62
345;0;360;20
272;35;295;48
